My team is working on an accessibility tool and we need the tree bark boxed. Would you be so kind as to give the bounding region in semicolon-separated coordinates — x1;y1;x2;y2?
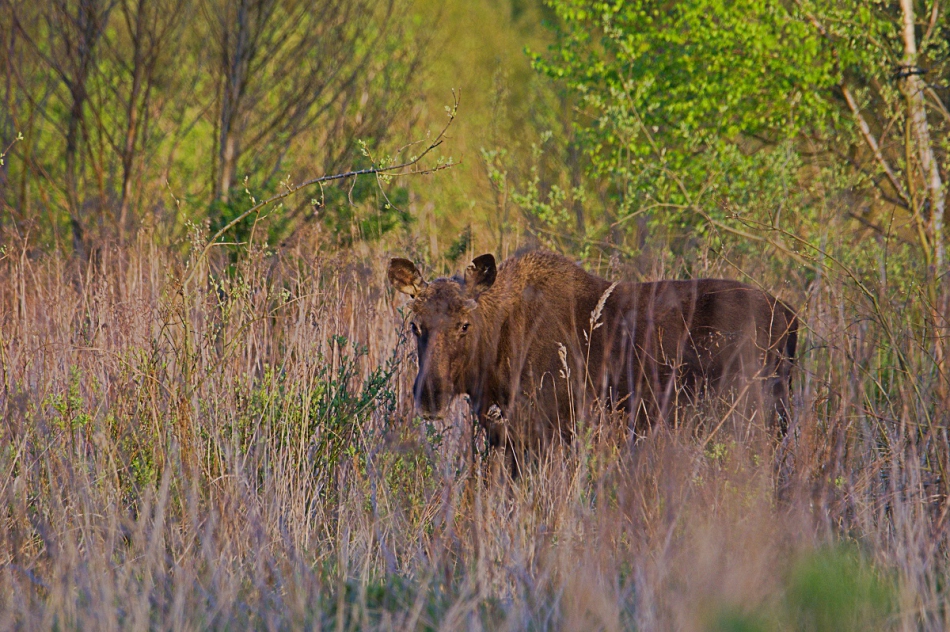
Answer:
901;0;945;273
213;0;254;202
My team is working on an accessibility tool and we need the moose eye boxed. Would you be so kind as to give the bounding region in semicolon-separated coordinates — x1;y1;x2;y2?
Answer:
410;322;421;336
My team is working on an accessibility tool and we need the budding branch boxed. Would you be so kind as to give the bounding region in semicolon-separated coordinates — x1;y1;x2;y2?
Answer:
187;92;460;284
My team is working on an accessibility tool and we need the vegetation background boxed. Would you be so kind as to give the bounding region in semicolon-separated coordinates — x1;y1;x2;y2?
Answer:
1;0;949;628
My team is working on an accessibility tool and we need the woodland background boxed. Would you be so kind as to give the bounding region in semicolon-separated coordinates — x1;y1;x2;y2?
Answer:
1;0;949;629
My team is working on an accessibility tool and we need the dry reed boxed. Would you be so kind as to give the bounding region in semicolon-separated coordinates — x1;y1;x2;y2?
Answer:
0;231;946;630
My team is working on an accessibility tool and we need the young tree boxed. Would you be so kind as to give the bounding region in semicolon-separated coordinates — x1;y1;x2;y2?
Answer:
7;0;114;247
109;0;187;241
2;0;427;248
203;0;418;203
899;0;945;271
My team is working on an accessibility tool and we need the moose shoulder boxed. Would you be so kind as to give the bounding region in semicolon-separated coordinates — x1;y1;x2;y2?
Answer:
389;251;797;465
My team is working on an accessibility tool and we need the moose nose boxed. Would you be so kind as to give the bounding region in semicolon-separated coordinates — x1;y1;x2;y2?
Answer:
413;372;448;419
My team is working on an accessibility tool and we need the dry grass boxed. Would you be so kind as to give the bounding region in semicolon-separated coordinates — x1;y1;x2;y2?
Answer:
0;232;947;630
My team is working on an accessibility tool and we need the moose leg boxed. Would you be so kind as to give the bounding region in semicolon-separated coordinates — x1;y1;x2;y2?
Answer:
479;406;522;480
504;440;522;480
769;374;791;437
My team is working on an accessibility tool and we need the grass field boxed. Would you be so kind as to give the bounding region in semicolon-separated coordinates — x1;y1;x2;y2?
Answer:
0;232;947;630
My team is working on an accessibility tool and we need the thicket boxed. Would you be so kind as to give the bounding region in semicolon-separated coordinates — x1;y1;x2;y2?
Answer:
1;0;426;249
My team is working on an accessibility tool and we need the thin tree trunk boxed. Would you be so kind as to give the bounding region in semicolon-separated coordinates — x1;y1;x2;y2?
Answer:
901;0;945;273
217;130;237;201
65;84;84;222
118;0;146;243
59;0;110;251
118;97;139;241
903;0;950;419
214;0;250;202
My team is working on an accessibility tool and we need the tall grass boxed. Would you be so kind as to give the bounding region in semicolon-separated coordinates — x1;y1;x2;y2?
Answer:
0;231;947;630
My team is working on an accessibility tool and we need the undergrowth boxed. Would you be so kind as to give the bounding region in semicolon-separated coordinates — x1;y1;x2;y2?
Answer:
0;233;947;630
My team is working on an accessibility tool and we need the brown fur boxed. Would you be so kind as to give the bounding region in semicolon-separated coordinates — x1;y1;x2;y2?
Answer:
389;251;797;470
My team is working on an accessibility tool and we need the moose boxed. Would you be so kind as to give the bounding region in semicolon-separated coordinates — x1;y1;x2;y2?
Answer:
389;250;797;472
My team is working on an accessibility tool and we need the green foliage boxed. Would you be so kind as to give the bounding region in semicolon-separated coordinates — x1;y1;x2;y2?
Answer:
445;226;473;263
317;174;413;246
207;180;293;249
708;607;769;632
524;0;947;266
43;366;93;432
529;0;839;249
207;170;412;251
303;336;399;476
705;546;896;632
784;547;896;631
220;335;400;502
540;0;838;145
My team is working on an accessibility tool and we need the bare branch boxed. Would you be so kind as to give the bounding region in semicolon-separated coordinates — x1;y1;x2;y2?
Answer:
183;92;460;287
840;85;912;207
923;0;941;45
925;86;950;124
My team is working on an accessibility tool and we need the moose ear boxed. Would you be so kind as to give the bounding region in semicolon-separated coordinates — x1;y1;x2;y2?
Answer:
465;254;496;296
388;258;427;297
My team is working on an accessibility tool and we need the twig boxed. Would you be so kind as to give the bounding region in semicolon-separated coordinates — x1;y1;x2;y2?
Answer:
183;91;460;287
794;4;913;210
840;85;912;207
